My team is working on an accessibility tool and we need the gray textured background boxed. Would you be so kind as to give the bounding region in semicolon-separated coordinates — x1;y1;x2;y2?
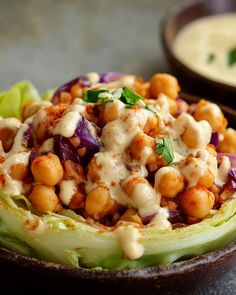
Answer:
0;0;235;294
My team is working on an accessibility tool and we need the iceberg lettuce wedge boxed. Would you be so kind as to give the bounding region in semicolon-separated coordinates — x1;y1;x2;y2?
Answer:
0;193;236;269
0;81;41;119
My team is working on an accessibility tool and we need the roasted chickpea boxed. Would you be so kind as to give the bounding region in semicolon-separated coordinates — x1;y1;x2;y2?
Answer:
180;185;215;219
69;190;86;209
103;101;121;122
9;163;29;181
0;126;17;152
198;169;214;188
85;184;114;219
194;100;227;132
130;132;163;165
218;128;236;154
31;152;63;186
181;126;199;149
29;184;59;212
155;167;184;198
119;208;142;225
149;73;180;99
143;114;160;136
87;156;100;182
121;176;147;196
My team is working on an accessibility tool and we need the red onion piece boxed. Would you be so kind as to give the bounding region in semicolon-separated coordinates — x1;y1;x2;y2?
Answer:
99;72;126;83
141;212;158;225
52;76;90;102
210;131;219;146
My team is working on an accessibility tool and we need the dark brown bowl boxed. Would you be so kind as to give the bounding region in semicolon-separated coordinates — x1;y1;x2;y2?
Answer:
0;94;236;295
161;0;236;107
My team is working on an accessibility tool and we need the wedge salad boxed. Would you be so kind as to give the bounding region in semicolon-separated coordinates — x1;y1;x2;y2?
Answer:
0;72;236;269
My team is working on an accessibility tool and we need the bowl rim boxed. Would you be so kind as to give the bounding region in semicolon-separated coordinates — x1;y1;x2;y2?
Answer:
0;240;236;280
161;0;236;91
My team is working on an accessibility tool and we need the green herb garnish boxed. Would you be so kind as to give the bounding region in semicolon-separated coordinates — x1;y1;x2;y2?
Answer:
207;53;215;64
155;138;174;165
83;89;109;103
227;47;236;67
120;87;143;106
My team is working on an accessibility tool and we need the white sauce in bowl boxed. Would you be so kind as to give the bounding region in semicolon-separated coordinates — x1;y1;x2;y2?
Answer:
173;13;236;87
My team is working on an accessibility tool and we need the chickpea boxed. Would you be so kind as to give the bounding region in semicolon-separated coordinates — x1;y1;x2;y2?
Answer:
155;168;184;198
31;152;63;186
218;128;236;154
0;127;17;152
87;156;100;182
181;126;199;149
64;160;86;183
85;184;114;219
69;190;85;209
143;114;160;136
9;163;29;181
120;208;142;225
103;102;120;122
194;100;227;132
130;132;162;165
70;83;83;99
29;184;59;212
149;73;180;99
198;169;214;188
180;185;215;219
121;176;147;196
156;94;178;115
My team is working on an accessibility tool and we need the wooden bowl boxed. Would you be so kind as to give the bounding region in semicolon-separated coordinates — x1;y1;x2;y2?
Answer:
161;0;236;106
0;94;236;294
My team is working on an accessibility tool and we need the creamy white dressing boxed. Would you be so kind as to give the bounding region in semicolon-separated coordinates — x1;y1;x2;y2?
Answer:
101;107;151;152
149;207;171;230
85;151;130;205
0;151;30;195
172;113;212;155
129;178;160;216
53;99;85;138
38;138;55;154
59;180;77;205
116;224;144;260
154;166;182;191
173;13;236;86
216;156;231;187
0;117;21;131
8;117;33;155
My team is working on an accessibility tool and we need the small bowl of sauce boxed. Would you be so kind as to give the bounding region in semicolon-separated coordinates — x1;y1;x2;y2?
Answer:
161;0;236;105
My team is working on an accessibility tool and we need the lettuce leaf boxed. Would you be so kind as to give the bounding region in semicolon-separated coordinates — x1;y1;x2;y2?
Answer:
0;193;236;269
0;81;41;119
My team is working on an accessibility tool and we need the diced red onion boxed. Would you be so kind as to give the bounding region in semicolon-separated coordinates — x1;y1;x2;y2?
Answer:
99;72;126;83
228;179;236;190
168;209;180;219
54;116;100;165
217;153;236;168
52;76;90;102
23;124;34;148
210;131;219;146
29;151;38;166
141;212;158;225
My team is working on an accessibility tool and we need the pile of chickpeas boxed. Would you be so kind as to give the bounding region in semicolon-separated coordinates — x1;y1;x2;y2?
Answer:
1;73;236;228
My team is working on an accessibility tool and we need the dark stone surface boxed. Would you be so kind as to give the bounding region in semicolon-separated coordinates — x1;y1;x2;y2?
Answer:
0;0;235;294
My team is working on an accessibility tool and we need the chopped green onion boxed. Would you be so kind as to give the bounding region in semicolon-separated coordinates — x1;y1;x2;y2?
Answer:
156;138;174;165
83;89;109;103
